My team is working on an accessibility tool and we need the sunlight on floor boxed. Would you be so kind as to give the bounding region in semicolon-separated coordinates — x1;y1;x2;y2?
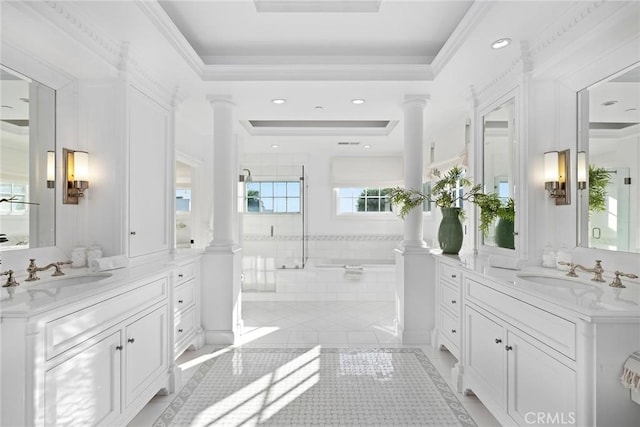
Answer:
190;346;321;427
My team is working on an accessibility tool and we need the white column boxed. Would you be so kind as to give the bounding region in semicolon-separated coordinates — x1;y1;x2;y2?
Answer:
208;95;236;247
396;94;434;345
402;96;429;248
201;95;242;345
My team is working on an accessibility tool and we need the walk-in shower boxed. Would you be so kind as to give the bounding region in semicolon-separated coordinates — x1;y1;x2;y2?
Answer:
240;163;308;292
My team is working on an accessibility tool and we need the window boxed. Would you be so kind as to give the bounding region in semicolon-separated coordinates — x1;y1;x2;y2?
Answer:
246;181;301;213
422;182;432;213
0;183;28;215
176;188;191;212
337;187;393;213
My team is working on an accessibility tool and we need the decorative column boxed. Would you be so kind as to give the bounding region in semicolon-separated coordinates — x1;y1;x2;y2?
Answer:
395;94;435;345
201;95;242;344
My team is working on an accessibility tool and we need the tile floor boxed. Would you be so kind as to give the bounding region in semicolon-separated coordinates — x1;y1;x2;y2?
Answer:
129;301;501;426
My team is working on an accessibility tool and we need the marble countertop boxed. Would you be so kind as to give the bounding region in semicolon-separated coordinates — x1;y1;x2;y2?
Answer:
435;253;640;320
0;251;203;318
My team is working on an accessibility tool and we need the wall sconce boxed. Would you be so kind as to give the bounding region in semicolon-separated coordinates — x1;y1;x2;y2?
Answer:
46;151;55;189
62;148;89;204
577;151;587;190
544;149;571;205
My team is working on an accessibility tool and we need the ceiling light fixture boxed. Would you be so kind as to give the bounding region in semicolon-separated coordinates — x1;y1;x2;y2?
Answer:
271;144;279;148
602;100;618;106
364;145;372;149
314;106;324;110
271;99;286;105
351;99;365;105
625;108;638;112
19;97;29;103
1;105;13;109
491;38;511;49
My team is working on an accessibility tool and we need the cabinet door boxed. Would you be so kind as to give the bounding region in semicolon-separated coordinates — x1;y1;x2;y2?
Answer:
44;331;121;426
507;330;577;426
124;305;167;407
465;306;505;408
129;87;169;258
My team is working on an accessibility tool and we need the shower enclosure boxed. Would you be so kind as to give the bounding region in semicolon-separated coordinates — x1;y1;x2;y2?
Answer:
240;164;308;292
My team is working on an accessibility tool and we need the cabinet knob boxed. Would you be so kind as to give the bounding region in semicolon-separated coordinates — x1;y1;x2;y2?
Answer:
178;273;184;278
495;338;502;344
130;231;136;236
116;345;123;351
451;329;456;334
178;328;183;333
128;338;135;343
451;300;457;304
178;299;184;304
505;345;513;351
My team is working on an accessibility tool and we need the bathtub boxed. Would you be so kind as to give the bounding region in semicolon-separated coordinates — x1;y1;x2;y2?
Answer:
242;257;396;302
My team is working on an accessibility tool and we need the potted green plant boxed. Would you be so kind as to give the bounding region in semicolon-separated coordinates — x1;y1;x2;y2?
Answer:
389;165;482;254
588;165;611;214
471;193;515;249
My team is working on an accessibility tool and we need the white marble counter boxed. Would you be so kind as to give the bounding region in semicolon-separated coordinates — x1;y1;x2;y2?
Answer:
0;251;203;318
435;253;640;320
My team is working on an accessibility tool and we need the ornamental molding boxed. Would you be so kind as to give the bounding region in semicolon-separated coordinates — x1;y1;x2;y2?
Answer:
243;234;403;242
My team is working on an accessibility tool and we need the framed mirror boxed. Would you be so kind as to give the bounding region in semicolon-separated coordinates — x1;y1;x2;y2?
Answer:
0;65;56;250
480;97;516;250
577;63;640;254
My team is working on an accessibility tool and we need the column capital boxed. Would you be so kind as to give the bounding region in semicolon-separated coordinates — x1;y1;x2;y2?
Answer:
207;94;235;108
402;94;430;109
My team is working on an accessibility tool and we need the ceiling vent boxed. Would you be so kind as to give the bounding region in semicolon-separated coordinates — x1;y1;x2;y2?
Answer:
338;141;360;146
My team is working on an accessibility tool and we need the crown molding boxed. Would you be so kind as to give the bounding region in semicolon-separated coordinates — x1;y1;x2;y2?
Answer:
201;64;433;81
136;1;204;78
431;0;493;77
239;120;398;137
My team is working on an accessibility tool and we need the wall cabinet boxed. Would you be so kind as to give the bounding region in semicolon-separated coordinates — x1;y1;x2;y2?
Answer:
1;275;171;426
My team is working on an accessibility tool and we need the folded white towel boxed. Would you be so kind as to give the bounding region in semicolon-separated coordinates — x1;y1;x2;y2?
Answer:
621;351;640;391
89;255;129;272
488;255;522;270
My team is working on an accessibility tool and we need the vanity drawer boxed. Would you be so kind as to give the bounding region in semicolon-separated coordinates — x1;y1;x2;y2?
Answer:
440;282;460;317
440;263;462;288
174;307;195;345
439;308;460;351
174;280;195;312
465;278;576;359
46;277;168;360
173;263;195;284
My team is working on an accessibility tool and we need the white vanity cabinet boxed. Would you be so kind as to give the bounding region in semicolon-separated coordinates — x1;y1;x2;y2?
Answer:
434;259;463;360
1;274;171;427
172;258;202;359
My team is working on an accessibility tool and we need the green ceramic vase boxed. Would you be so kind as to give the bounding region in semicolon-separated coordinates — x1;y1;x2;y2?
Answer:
438;207;463;254
495;218;515;249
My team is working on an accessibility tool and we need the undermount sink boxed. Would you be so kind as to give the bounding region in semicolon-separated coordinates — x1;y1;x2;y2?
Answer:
515;273;599;289
28;273;113;290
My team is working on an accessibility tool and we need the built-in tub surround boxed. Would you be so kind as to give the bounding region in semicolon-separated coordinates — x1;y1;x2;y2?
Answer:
433;253;640;427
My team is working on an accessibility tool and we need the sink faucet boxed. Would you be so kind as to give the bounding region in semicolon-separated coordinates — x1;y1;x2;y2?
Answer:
610;271;639;289
558;260;605;282
25;259;72;282
1;270;19;287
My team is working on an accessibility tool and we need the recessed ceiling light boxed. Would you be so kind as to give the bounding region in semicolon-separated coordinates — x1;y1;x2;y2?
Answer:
351;99;365;105
602;100;618;106
1;105;13;109
491;38;511;49
364;145;372;149
314;106;324;110
19;97;29;103
271;99;286;105
271;144;279;148
625;107;638;112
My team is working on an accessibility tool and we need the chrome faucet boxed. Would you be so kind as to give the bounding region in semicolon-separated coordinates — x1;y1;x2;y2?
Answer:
558;260;605;282
25;259;72;282
610;271;639;289
1;270;19;287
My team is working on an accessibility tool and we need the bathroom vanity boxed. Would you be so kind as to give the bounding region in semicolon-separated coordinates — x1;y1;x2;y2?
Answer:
0;253;202;426
433;255;640;427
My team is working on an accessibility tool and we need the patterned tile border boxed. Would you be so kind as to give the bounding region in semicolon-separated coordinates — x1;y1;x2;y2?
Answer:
153;347;476;427
243;234;403;242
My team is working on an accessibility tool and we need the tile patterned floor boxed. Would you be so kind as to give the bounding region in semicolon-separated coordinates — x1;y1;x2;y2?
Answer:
129;301;501;427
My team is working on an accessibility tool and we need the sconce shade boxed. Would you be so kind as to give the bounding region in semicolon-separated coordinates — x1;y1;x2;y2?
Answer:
544;151;560;183
63;148;89;204
46;151;55;188
577;151;587;190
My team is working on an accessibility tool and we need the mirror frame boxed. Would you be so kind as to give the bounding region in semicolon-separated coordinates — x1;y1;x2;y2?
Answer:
475;87;525;259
